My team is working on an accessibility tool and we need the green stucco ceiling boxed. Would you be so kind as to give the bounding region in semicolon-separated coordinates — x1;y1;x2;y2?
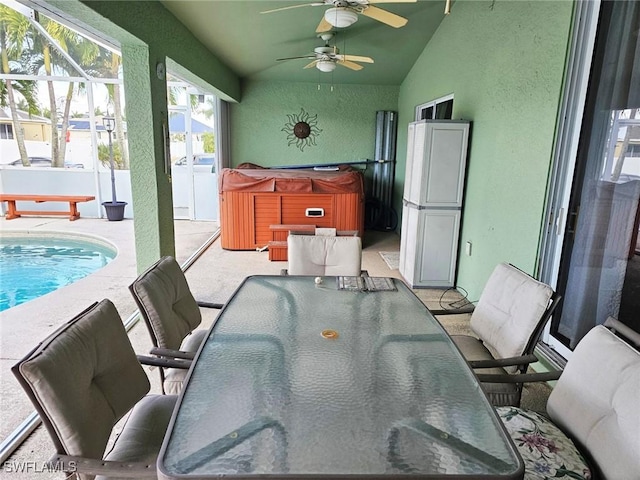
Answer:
160;0;446;85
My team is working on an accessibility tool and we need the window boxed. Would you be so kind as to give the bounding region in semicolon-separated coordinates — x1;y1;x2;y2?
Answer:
0;123;13;139
626;142;640;157
415;94;454;121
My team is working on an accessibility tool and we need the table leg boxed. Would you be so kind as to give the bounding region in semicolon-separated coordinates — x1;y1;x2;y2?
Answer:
5;200;20;220
69;202;80;221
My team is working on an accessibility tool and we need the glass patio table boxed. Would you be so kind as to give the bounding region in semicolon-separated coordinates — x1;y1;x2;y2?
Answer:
158;275;523;479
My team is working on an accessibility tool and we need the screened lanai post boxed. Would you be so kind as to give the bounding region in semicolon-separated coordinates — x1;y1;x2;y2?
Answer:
121;44;176;272
215;97;231;170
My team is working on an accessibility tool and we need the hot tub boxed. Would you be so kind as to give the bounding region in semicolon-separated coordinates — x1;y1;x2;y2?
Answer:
219;167;365;250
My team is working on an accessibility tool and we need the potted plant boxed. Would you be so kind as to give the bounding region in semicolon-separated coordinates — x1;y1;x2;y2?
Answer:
102;116;127;221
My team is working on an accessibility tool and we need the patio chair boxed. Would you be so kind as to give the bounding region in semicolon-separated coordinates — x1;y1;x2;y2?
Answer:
436;262;560;406
12;299;178;480
129;255;223;394
285;234;363;276
488;320;640;480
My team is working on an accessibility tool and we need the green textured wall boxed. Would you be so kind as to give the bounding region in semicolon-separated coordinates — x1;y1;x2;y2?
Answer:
231;81;399;167
397;0;572;299
122;44;176;268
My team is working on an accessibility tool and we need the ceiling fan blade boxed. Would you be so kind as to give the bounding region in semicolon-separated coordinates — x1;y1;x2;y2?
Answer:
338;54;374;64
368;0;417;3
337;60;364;71
276;55;317;61
361;5;408;28
261;3;324;14
315;16;332;33
304;60;319;69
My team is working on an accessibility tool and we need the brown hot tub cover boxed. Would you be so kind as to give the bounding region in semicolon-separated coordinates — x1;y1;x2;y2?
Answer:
219;168;364;194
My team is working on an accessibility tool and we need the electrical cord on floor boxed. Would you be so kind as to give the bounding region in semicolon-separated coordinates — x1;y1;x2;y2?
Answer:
438;286;476;312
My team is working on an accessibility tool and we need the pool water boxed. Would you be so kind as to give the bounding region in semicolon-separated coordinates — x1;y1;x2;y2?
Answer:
0;237;116;312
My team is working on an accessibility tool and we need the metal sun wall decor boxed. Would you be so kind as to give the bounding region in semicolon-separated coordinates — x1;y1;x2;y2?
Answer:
282;108;322;151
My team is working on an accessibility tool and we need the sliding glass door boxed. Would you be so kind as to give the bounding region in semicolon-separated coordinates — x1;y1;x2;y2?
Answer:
544;0;640;353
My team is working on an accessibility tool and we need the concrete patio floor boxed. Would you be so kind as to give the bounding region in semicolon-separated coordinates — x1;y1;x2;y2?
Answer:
0;217;549;478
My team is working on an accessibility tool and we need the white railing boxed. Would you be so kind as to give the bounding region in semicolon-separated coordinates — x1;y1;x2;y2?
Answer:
0;166;218;221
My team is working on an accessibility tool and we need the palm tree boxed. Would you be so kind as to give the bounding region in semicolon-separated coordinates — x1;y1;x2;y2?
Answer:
197;95;216;153
86;49;128;169
104;51;128;169
16;97;39;115
0;67;39;115
55;33;99;166
28;13;99;167
0;4;35;166
199;95;215;121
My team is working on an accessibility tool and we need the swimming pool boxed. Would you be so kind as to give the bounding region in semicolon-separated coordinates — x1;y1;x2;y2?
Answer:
0;235;116;312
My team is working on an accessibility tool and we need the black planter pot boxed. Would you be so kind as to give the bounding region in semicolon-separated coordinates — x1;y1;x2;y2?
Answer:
102;201;127;221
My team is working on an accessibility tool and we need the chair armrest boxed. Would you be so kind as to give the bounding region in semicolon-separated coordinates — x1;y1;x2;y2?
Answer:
49;454;155;477
196;301;224;309
430;306;475;316
475;370;562;384
137;354;191;369
469;354;539;369
604;316;640;347
150;346;196;360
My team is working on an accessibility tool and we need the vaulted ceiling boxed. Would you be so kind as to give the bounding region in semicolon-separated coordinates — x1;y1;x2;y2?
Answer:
160;1;447;85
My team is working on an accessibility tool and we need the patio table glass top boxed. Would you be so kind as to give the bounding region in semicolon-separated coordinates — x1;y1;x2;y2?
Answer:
158;275;523;479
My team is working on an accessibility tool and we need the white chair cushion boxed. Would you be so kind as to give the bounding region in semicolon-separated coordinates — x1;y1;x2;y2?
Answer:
547;326;640;479
470;263;553;362
315;227;336;236
287;235;362;276
496;406;591;480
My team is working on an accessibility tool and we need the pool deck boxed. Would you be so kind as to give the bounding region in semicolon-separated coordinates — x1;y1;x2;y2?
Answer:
0;216;547;479
0;217;222;477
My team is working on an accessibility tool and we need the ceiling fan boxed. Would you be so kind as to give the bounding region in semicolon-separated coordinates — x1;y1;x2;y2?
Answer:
261;0;417;33
276;32;374;73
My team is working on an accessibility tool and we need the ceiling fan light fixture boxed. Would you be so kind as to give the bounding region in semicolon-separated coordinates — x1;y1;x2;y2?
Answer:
324;7;358;28
316;60;337;72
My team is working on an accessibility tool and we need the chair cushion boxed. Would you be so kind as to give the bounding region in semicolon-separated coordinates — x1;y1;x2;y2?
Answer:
100;394;178;479
163;329;208;395
287;235;362;276
14;300;150;460
547;325;640;479
131;256;202;351
452;335;520;406
470;263;554;365
496;406;591;480
315;227;336;236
